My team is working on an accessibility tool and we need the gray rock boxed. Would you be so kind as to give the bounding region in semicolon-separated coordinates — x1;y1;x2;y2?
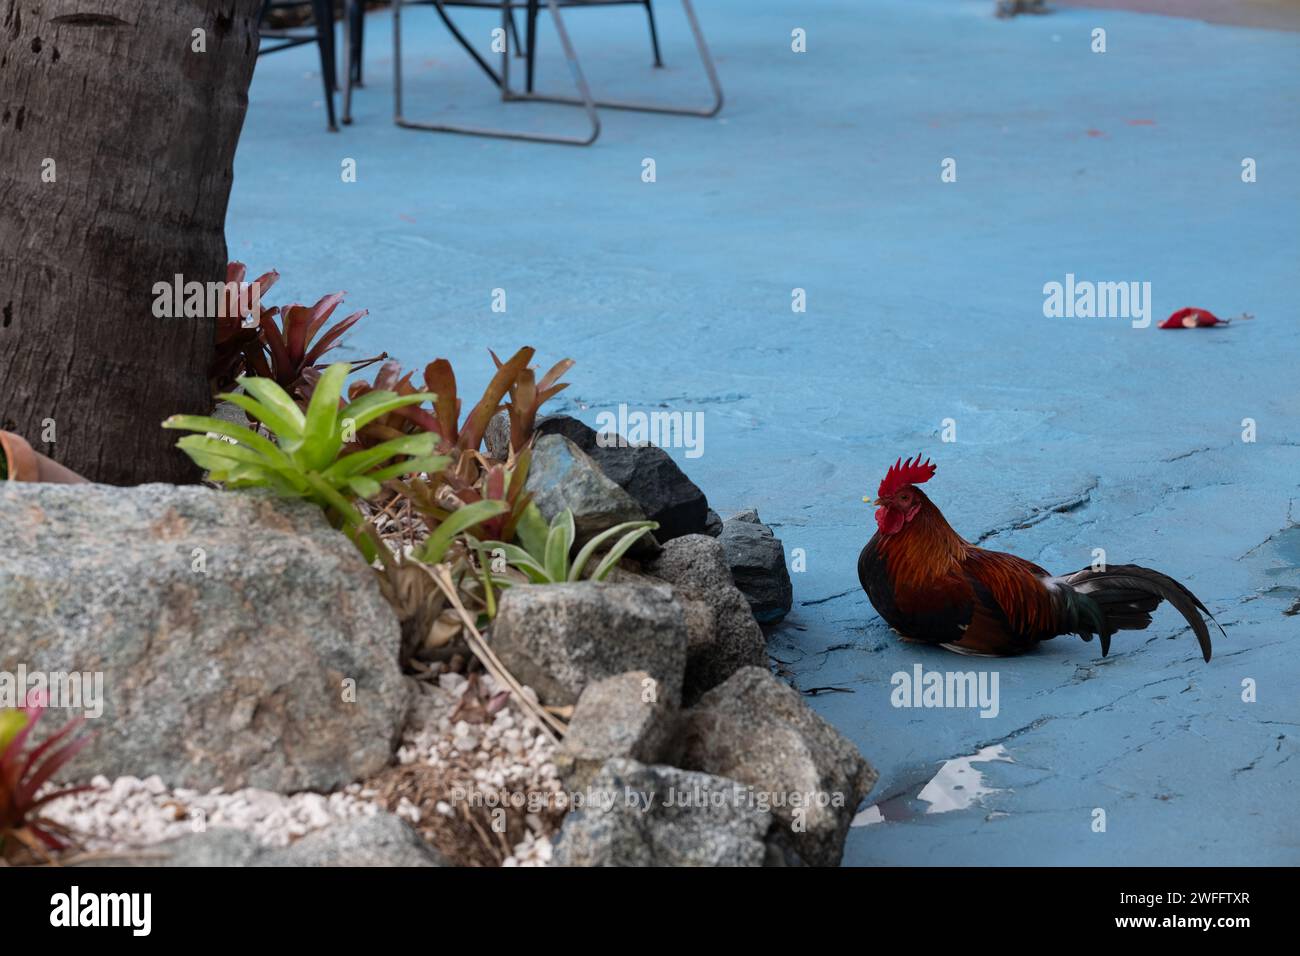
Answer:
0;483;408;792
210;398;249;427
489;583;687;708
646;535;767;703
719;510;794;623
557;671;676;791
536;415;710;542
92;827;266;867
673;667;877;867
552;759;770;866
259;814;447;867
524;434;656;555
484;408;512;461
93;814;444;867
703;508;723;537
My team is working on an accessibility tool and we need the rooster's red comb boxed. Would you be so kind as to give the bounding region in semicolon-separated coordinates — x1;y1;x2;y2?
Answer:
878;454;936;498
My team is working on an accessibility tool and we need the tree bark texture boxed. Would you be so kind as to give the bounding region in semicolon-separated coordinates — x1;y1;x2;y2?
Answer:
0;0;263;483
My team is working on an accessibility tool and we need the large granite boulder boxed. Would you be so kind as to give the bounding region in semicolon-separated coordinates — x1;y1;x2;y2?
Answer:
552;759;771;866
488;583;688;708
672;667;877;867
0;483;409;792
536;415;710;542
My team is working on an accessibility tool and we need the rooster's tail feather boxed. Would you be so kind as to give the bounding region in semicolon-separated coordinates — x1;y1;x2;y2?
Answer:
1056;564;1221;662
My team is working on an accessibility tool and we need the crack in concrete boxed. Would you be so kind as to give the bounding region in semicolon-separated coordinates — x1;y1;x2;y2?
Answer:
800;586;859;607
1232;734;1290;777
1236;521;1299;560
1163;445;1218;463
974;478;1099;545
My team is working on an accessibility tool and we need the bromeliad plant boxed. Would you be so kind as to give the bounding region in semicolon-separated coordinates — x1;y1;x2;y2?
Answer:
420;347;537;457
350;348;572;557
360;496;567;741
366;498;510;663
0;698;94;863
212;261;279;395
474;507;658;587
344;346;571;461
212;262;386;400
396;448;534;547
165;363;446;558
496;350;574;456
246;293;380;398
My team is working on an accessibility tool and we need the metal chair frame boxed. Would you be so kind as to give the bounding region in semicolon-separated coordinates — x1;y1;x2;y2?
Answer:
349;0;722;146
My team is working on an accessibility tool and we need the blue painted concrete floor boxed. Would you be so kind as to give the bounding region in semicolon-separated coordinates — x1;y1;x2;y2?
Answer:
229;0;1300;865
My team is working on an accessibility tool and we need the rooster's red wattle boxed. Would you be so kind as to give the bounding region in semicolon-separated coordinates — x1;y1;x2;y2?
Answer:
857;456;1221;660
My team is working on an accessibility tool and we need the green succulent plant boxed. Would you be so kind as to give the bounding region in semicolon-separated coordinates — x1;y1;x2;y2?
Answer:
164;362;447;555
416;499;508;565
473;506;657;586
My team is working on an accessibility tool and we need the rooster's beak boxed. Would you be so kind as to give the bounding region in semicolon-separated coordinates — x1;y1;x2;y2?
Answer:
863;496;884;507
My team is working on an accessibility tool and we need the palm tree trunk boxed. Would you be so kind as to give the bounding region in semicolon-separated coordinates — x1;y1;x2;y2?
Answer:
0;0;264;484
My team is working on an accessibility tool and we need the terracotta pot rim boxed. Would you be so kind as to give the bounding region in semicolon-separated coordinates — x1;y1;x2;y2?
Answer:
0;430;90;484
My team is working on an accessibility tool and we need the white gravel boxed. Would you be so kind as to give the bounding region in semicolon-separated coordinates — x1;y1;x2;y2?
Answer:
39;776;381;851
39;671;561;866
400;671;562;866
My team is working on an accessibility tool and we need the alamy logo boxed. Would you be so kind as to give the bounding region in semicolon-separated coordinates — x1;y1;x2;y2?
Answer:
0;667;103;718
1042;273;1152;328
50;886;151;936
151;274;264;324
891;664;1000;718
595;404;704;459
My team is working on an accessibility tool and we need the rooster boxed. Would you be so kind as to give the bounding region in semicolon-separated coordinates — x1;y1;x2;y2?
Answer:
857;456;1221;661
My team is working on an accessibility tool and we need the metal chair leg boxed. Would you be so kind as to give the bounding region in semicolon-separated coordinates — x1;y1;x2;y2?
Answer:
431;0;505;86
505;0;723;118
508;6;524;58
393;0;600;146
342;0;354;124
643;0;663;68
525;0;539;93
352;0;366;85
311;0;338;131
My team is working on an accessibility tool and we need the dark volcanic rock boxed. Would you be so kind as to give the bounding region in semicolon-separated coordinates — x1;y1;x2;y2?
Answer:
536;415;710;542
718;509;793;623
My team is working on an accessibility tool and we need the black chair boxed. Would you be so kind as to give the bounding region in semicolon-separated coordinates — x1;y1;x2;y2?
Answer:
259;0;364;132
